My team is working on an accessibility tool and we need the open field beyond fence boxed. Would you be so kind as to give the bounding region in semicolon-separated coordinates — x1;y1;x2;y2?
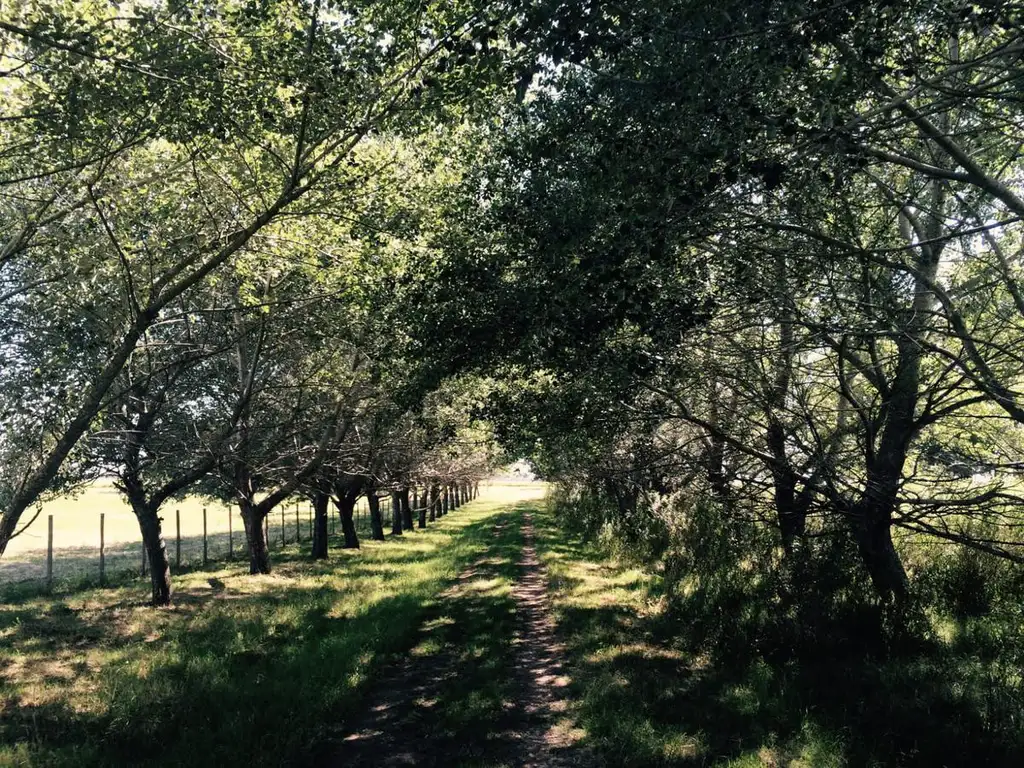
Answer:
0;482;396;593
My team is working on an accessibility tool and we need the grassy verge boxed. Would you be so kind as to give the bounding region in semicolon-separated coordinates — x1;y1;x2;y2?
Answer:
0;490;522;767
532;504;1024;768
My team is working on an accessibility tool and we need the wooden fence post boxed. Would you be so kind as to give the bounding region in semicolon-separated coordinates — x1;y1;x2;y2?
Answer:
176;508;181;567
99;512;106;586
46;515;53;592
202;507;208;567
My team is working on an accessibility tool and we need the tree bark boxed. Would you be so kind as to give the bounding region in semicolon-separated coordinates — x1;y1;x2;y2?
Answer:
766;421;808;556
428;485;438;522
442;485;449;515
841;181;944;605
240;498;270;574
334;494;360;549
367;492;385;541
706;432;730;507
400;487;413;530
850;497;909;601
134;502;173;606
391;491;404;536
312;489;330;559
764;251;807;556
417;487;427;528
329;475;364;550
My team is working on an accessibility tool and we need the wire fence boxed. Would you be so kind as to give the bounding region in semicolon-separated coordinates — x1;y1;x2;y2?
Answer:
0;495;401;595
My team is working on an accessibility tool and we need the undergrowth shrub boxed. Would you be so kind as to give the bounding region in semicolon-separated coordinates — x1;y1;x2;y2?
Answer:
550;479;1024;667
548;481;669;563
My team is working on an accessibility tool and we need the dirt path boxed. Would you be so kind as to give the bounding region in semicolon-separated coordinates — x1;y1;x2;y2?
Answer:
324;507;591;767
511;509;590;767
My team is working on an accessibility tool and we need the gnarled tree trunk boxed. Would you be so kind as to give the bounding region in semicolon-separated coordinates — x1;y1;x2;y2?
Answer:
335;495;360;549
240;498;270;574
400;487;413;531
850;495;909;602
134;502;173;606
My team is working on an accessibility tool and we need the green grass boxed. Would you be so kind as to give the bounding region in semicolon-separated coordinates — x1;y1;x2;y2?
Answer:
0;485;535;767
532;503;1024;768
16;480;1014;767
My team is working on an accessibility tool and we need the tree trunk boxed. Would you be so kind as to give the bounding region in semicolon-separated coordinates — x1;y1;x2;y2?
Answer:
706;432;730;507
418;487;427;528
429;485;438;522
367;492;385;540
240;499;271;574
391;491;404;536
842;184;943;606
766;421;808;556
334;494;360;549
846;332;927;605
312;489;330;559
400;487;413;530
442;485;449;515
135;503;173;606
851;498;909;602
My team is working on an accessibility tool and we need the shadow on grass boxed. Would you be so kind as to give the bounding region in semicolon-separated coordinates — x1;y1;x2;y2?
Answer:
0;501;515;767
532;508;1024;768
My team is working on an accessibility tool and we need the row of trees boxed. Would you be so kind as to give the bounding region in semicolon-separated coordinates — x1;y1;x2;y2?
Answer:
0;0;511;605
422;0;1024;632
7;0;1023;631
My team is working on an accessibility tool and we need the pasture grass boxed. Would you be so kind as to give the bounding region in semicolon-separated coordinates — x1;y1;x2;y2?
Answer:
0;483;540;767
0;482;382;586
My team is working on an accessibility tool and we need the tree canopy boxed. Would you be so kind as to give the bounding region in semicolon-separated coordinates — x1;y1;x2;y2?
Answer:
2;0;1024;636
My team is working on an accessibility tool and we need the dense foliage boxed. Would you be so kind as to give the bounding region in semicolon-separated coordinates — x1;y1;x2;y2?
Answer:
3;0;1024;671
427;0;1024;643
